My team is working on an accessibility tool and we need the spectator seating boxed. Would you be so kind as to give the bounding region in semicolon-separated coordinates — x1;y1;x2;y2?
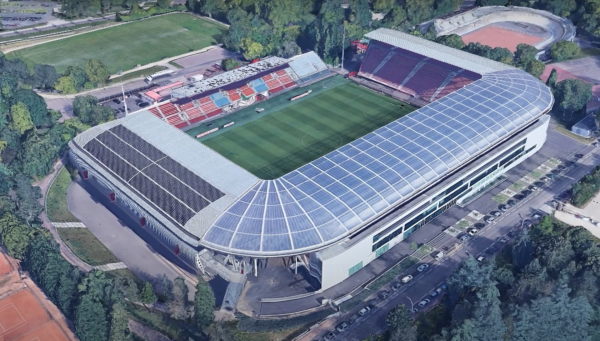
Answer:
359;40;481;102
159;103;179;116
149;107;162;118
180;102;195;111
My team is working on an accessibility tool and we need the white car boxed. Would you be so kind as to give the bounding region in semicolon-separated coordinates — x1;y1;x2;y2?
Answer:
418;298;431;307
477;256;485;262
468;228;478;236
358;306;371;316
417;264;429;272
401;275;413;283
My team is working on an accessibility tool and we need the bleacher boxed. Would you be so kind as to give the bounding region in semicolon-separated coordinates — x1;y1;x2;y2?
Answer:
358;40;481;102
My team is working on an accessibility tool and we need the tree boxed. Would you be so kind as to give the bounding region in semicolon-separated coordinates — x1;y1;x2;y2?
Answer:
78;270;114;307
30;64;59;90
277;41;301;58
84;59;111;86
406;0;436;24
10;103;34;136
19;133;61;177
386;305;417;341
554;78;592;114
75;295;108;341
0;213;33;258
436;34;465;50
12;89;50;128
240;38;264;60
353;0;371;28
475;0;508;5
57;267;81;318
162;274;173;303
0;58;30;82
194;278;216;330
139;281;157;310
64;66;88;90
512;229;533;271
373;0;395;13
524;59;545;79
546;68;558;89
221;58;240;71
435;0;462;16
514;43;538;66
382;7;408;29
169;277;189;320
156;0;170;8
108;302;132;341
72;95;114;126
54;76;77;94
197;0;228;18
550;41;580;62
14;174;42;226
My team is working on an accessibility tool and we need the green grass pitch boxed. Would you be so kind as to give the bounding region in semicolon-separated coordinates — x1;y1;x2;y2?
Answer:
198;77;416;179
7;13;227;74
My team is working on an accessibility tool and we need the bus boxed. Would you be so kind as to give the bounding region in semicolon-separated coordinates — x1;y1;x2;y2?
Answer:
145;69;175;83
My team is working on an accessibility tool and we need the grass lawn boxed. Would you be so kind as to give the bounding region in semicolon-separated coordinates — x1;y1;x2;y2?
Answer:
493;194;509;204
46;166;79;222
530;170;543;179
57;228;120;266
7;13;226;74
196;76;416;179
0;20;113;43
511;182;525;191
554;125;596;144
457;219;472;228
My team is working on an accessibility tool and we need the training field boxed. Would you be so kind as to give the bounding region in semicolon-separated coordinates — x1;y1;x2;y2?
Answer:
7;13;226;74
198;77;415;179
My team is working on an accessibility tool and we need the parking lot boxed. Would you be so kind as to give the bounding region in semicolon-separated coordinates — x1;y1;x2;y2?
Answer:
303;127;596;341
0;1;54;29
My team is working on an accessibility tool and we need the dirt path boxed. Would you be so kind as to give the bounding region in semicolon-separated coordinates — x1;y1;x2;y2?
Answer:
33;153;93;272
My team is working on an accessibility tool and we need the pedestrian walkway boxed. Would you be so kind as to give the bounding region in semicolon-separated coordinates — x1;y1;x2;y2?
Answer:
93;262;127;271
53;222;86;228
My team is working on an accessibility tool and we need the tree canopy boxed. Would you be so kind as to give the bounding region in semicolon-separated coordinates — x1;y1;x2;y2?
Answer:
194;278;216;330
550;41;580;62
554;78;592;113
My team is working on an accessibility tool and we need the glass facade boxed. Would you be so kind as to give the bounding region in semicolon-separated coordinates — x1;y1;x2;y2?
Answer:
203;68;553;256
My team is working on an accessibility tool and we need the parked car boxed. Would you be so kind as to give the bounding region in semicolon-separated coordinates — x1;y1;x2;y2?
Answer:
468;228;478;236
430;290;439;298
477;255;485;262
348;314;359;324
138;102;150;108
440;284;448;290
323;331;335;340
500;236;509;243
485;216;495;223
336;322;348;333
499;205;508;212
458;234;470;243
417;264;429;272
391;282;401;291
358;306;371;316
368;299;380;308
533;213;542;219
401;275;413;284
492;211;501;217
412;307;419;314
576;153;584;159
378;290;390;299
418;299;431;308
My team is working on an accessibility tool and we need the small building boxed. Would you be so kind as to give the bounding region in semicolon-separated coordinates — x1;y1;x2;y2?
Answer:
572;115;597;138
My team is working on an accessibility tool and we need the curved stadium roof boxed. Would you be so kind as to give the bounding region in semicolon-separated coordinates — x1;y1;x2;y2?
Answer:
202;68;553;256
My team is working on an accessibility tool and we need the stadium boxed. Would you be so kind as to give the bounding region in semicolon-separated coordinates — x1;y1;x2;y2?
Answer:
68;28;553;306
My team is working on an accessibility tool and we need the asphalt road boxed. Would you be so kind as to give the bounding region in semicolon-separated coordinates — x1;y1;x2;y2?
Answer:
307;128;596;341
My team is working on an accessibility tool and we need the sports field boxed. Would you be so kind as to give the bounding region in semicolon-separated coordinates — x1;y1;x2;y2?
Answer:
7;13;226;74
197;77;415;179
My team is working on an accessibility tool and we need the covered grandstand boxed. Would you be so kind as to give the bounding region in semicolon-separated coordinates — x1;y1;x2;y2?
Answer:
69;28;553;296
144;53;329;130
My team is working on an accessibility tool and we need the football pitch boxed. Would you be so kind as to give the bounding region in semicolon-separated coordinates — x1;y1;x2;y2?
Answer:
7;13;227;74
199;77;415;179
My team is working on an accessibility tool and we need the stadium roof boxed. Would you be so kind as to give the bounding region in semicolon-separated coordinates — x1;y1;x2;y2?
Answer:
171;56;288;99
364;28;512;75
71;31;553;257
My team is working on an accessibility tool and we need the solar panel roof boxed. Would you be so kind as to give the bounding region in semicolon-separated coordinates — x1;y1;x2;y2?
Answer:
202;68;553;256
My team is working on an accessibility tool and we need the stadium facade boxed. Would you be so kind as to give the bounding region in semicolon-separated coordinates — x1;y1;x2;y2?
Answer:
69;28;553;292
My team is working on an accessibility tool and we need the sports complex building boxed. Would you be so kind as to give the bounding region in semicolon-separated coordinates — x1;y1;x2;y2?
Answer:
68;28;553;302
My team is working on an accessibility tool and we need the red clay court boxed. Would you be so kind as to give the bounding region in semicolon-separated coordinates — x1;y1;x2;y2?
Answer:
0;289;69;341
461;25;543;52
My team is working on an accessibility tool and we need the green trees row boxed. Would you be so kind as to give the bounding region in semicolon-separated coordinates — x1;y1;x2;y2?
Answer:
194;0;462;64
382;216;600;341
572;165;600;207
55;59;112;94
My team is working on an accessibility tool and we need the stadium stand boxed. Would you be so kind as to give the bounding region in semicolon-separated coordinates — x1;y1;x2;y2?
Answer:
359;40;482;102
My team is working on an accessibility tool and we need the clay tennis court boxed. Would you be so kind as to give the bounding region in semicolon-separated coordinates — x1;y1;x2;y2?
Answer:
0;289;68;341
13;321;70;341
462;25;543;52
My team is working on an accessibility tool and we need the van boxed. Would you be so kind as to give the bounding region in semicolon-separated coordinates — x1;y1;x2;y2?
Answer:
434;251;444;260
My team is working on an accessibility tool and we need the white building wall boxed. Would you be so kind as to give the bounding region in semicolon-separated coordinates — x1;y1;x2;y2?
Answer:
316;117;549;290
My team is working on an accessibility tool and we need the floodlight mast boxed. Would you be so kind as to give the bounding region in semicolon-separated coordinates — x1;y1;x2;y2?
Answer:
121;84;128;116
